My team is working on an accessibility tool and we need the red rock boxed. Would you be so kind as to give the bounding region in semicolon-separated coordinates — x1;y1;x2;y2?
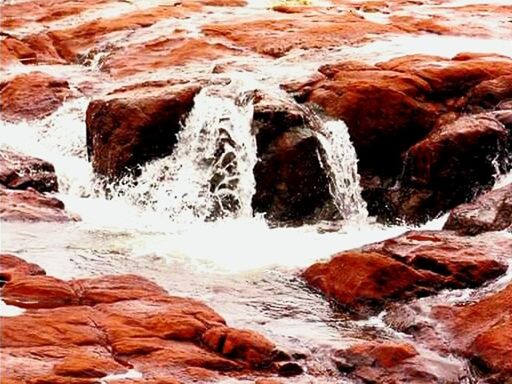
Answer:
0;253;46;283
203;13;399;58
1;34;67;66
0;187;78;222
42;5;202;63
303;230;509;311
303;251;432;311
0;345;116;384
444;183;512;235
102;38;240;78
363;230;510;289
71;274;168;305
467;74;512;111
435;283;512;381
0;72;71;121
0;149;58;192
2;275;79;309
0;259;287;383
399;114;509;220
252;129;333;223
333;341;459;383
85;82;201;177
0;0;118;31
202;326;277;368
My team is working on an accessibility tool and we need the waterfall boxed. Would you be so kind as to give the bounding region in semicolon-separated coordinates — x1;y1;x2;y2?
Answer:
315;120;369;223
113;82;258;223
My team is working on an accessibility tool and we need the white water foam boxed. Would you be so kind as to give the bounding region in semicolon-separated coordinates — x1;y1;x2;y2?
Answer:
0;300;25;317
110;80;258;223
315;120;368;223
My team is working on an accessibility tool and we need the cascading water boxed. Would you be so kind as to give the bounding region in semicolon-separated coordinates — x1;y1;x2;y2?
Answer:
315;120;369;223
111;80;258;223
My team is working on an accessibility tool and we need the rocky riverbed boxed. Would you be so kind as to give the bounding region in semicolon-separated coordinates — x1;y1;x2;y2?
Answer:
1;0;511;383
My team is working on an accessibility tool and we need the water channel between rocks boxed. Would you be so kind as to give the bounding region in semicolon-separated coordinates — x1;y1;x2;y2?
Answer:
1;0;511;382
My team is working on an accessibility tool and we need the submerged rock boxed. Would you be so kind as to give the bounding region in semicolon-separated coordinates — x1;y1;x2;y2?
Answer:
0;255;295;383
302;230;509;313
0;72;71;121
444;183;512;235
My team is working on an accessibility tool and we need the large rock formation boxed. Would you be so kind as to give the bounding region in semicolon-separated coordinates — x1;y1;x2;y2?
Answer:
0;254;296;383
302;230;510;313
85;81;201;178
290;54;512;222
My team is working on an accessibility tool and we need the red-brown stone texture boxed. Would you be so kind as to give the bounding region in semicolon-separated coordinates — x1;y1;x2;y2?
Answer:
303;230;510;312
0;254;290;383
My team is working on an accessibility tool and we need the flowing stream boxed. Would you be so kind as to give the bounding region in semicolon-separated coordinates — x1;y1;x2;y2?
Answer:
0;79;454;382
1;0;511;382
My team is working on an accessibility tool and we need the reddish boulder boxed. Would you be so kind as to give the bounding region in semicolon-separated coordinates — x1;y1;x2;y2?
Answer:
86;82;201;178
435;283;512;382
202;326;277;368
0;187;78;222
2;275;79;309
293;54;512;223
333;341;460;383
303;230;509;312
0;257;291;383
363;230;510;289
444;183;512;235
0;253;45;284
0;72;71;121
252;129;334;223
101;38;240;78
403;114;509;192
0;149;58;192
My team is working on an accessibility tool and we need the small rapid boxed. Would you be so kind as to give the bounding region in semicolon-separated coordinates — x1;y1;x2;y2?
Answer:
110;80;258;223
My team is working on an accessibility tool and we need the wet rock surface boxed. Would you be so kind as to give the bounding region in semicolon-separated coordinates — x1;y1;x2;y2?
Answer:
0;72;71;121
1;1;512;383
303;230;510;313
86;81;202;178
0;149;77;222
0;148;58;192
292;54;512;222
333;341;460;384
0;254;293;383
433;283;512;382
444;183;512;235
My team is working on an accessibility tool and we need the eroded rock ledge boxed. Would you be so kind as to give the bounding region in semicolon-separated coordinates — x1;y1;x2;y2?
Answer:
0;254;296;384
0;149;78;222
